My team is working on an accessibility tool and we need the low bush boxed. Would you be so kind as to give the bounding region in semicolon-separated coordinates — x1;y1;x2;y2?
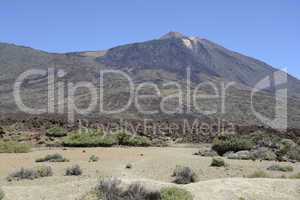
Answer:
65;165;82;176
248;132;281;147
89;155;99;162
116;132;151;147
0;188;4;200
172;166;198;184
7;168;38;181
286;146;300;161
7;166;53;181
210;157;226;167
46;127;67;137
161;187;193;200
212;135;254;155
247;171;270;178
36;153;69;162
267;164;293;172
36;166;53;177
96;178;161;200
0;141;31;153
276;139;296;160
63;131;152;148
63;132;117;147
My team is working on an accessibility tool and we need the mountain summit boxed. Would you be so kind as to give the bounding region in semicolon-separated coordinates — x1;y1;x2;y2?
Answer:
160;31;187;39
98;32;300;92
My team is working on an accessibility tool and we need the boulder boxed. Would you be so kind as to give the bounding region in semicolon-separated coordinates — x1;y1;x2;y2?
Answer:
194;148;218;157
224;151;252;160
251;147;277;161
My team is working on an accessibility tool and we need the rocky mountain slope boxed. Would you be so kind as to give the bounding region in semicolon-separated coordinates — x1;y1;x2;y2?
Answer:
0;32;300;128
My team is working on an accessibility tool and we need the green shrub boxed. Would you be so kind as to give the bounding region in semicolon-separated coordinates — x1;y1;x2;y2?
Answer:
63;132;117;147
247;171;270;178
7;166;53;181
36;166;53;177
36;153;69;162
116;132;132;144
212;135;254;155
46;127;67;137
63;130;151;148
65;165;82;176
125;136;151;147
287;146;300;161
116;132;151;147
248;132;281;146
0;141;31;153
89;155;99;162
0;188;4;200
267;164;293;172
161;187;193;200
210;157;226;167
276;139;296;160
172;166;198;184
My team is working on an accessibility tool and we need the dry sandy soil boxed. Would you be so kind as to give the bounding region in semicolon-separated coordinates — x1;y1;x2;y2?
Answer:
0;147;300;200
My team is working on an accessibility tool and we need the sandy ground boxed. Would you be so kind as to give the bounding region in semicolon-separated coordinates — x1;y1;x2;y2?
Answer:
0;147;300;200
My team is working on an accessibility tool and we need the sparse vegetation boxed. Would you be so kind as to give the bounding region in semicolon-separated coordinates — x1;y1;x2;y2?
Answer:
65;165;82;176
89;155;99;162
267;164;293;172
247;171;270;178
116;132;151;147
7;166;53;181
212;135;254;155
210;157;226;167
36;166;53;177
289;172;300;179
0;141;31;153
46;127;67;137
286;146;300;161
63;130;152;148
7;168;38;181
172;166;198;184
96;178;161;200
0;188;4;200
161;187;193;200
63;131;117;147
36;153;69;162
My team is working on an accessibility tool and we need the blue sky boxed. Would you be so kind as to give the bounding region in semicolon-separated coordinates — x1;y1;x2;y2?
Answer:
0;0;299;78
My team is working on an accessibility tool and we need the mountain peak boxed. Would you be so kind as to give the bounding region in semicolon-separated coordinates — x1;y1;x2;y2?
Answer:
160;31;186;39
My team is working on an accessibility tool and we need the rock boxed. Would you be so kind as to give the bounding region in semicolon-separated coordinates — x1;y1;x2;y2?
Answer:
251;147;277;161
236;151;252;160
194;148;218;157
223;151;238;159
224;151;252;160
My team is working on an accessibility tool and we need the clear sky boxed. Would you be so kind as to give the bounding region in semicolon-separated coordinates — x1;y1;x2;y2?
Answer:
0;0;299;78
